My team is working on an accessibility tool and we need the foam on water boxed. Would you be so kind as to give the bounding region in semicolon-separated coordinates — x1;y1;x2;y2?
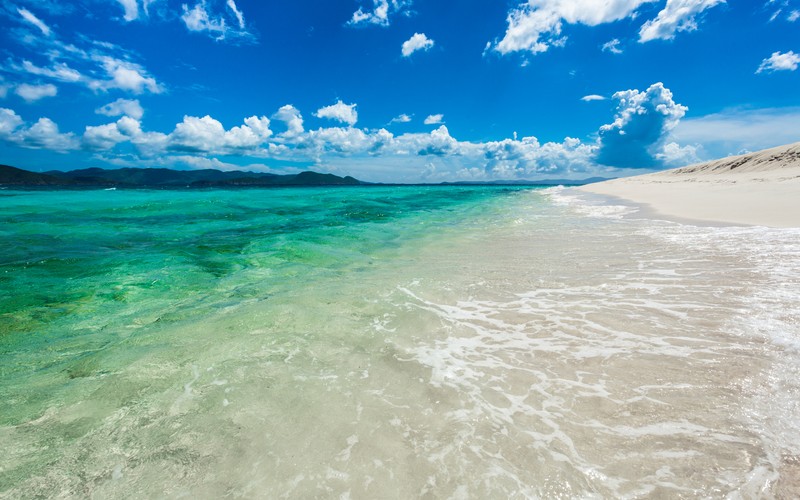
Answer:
1;186;799;498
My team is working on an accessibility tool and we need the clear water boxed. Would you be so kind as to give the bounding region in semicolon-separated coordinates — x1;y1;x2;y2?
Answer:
1;186;799;498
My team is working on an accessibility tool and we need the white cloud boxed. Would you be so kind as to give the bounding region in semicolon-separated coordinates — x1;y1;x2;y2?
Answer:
169;115;225;152
96;98;144;120
479;135;597;178
314;100;358;126
790;10;800;21
639;0;725;42
182;2;226;38
0;108;24;136
181;0;253;41
243;116;272;138
15;97;791;182
84;121;128;150
390;114;412;124
656;141;700;166
15;83;58;102
117;117;169;156
115;0;139;21
494;0;655;55
75;112;274;156
423;114;444;125
392;125;461;156
402;33;434;57
581;94;606;101
272;105;305;138
602;38;623;54
167;114;272;154
18;8;51;36
18;54;161;96
226;0;245;28
348;0;411;27
225;115;273;149
305;127;378;157
596;82;688;168
4;6;166;101
94;56;164;94
14;117;79;152
756;50;800;73
20;61;83;83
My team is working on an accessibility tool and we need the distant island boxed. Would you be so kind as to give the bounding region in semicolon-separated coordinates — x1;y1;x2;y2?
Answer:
0;164;609;188
0;164;362;188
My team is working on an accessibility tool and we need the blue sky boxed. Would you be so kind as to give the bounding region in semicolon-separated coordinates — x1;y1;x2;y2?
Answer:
0;0;798;182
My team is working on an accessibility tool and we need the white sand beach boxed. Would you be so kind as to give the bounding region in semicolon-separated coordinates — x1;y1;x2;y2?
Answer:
579;142;800;227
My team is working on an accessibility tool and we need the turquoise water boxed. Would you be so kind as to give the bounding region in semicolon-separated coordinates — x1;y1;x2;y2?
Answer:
1;186;520;413
2;186;800;497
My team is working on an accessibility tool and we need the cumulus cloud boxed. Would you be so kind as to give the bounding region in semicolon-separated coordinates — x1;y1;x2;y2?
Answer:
18;8;51;36
656;141;700;166
596;82;687;168
0;111;79;152
15;83;58;102
639;0;725;42
581;94;606;101
402;33;435;57
390;114;412;124
84;121;128;150
18;118;79;151
314;100;358;126
0;108;24;136
96;98;144;120
493;0;653;55
272;105;305;138
756;50;800;73
423;114;444;125
348;0;411;27
398;125;460;156
116;117;170;156
479;136;596;178
168;114;272;153
602;38;623;54
3;95;704;182
77;113;274;156
181;0;253;41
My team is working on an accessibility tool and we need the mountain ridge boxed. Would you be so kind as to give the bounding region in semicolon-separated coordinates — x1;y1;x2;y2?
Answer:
0;164;610;188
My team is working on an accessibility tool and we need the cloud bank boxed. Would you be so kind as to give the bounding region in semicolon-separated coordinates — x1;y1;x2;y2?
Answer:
0;82;700;182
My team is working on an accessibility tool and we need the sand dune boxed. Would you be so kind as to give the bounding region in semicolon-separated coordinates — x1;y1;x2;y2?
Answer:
578;142;800;227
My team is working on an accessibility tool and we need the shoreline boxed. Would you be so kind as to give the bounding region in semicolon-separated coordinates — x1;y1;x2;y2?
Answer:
577;142;800;228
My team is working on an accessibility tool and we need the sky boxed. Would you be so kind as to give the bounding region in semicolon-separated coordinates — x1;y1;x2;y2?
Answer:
0;0;798;183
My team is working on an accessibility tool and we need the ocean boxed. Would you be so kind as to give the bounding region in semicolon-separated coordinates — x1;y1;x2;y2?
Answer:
1;186;799;498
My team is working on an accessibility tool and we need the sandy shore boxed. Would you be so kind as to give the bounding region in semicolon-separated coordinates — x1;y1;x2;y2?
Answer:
578;142;800;228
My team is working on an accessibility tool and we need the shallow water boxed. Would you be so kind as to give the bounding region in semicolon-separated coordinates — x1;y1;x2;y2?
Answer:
1;186;799;498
